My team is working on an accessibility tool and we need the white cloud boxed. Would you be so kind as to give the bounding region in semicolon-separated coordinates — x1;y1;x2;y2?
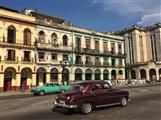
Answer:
92;0;161;25
137;12;161;25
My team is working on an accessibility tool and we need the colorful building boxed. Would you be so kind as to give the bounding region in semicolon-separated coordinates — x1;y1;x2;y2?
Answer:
115;24;161;81
0;6;125;92
0;7;37;92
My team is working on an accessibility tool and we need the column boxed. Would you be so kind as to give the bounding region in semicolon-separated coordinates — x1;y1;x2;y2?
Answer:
46;73;50;83
156;70;159;81
0;73;4;92
16;73;21;91
69;72;74;81
146;69;150;81
100;73;103;80
92;73;95;80
82;73;85;81
58;73;62;84
32;73;37;87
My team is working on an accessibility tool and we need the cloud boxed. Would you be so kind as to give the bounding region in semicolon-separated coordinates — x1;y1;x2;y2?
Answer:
92;0;161;25
137;12;161;25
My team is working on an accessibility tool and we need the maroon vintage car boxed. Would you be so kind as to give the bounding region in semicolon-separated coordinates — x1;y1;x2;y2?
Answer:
53;80;130;114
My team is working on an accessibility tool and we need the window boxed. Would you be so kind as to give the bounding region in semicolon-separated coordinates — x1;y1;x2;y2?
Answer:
75;37;81;51
51;33;57;45
111;43;115;54
76;55;81;64
112;58;115;66
104;57;108;65
118;44;122;55
103;42;107;52
86;39;90;49
38;52;45;60
63;35;68;46
24;28;31;45
95;57;100;65
51;53;57;60
119;58;122;66
85;56;91;64
95;40;99;52
7;49;15;61
23;51;30;61
7;26;16;43
38;31;45;43
63;54;68;60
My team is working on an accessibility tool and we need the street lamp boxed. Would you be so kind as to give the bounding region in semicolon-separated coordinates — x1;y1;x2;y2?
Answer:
60;58;68;85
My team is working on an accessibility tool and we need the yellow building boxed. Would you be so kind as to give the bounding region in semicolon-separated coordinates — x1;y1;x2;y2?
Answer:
0;6;36;92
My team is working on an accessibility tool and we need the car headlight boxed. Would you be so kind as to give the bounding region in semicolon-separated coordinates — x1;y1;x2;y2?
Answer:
67;96;70;100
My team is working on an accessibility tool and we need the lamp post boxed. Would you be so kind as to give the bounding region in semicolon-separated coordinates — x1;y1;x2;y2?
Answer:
60;58;68;85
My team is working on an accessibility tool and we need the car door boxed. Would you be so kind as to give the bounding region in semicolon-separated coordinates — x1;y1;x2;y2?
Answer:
102;83;120;104
91;83;107;105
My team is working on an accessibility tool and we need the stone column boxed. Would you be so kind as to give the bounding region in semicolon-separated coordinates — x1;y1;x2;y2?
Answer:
100;73;103;80
0;73;4;92
16;73;21;91
58;73;62;84
92;73;95;80
32;73;37;87
146;69;150;81
46;73;51;83
82;73;85;81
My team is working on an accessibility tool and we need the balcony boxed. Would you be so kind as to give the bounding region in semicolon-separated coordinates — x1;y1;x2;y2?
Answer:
0;37;35;49
95;62;102;66
75;61;84;66
21;57;34;63
85;61;93;66
4;56;18;63
36;42;72;52
74;47;82;53
103;62;109;66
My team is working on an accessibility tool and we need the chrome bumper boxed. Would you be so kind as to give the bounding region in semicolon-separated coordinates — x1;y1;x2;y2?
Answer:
54;101;78;109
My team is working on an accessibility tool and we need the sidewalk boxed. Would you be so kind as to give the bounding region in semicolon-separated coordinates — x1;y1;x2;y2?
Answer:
0;91;32;100
1;82;161;100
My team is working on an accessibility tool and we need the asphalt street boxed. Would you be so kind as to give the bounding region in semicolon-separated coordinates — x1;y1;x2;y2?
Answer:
0;85;161;120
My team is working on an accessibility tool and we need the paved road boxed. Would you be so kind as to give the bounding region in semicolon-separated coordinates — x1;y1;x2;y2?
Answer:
1;85;161;120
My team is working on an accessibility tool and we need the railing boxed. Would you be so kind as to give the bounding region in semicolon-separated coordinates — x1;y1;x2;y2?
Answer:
36;42;72;51
0;37;34;47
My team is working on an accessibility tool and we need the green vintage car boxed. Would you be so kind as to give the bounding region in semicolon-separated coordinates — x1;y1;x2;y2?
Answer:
31;82;71;96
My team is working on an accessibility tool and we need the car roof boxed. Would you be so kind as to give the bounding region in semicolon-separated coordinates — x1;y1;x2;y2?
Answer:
76;80;106;85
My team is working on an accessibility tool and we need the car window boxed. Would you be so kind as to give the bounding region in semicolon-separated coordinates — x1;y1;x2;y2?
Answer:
102;82;111;89
53;83;59;86
91;83;103;92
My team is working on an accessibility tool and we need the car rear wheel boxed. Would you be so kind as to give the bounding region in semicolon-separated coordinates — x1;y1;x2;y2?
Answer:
39;91;45;96
80;103;92;115
120;97;128;107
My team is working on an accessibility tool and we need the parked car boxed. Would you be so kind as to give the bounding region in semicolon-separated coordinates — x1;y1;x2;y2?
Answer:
53;80;130;115
31;82;71;96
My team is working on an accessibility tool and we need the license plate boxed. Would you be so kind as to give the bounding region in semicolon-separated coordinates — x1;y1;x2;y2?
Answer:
60;101;65;104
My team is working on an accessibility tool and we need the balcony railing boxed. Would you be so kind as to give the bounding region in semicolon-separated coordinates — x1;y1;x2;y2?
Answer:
36;42;72;52
75;61;83;65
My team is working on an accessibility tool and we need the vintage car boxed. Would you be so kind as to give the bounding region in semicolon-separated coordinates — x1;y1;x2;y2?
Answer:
31;82;71;96
53;80;130;114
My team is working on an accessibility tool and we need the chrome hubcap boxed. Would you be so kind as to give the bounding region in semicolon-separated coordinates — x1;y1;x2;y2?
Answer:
122;98;127;105
83;103;92;113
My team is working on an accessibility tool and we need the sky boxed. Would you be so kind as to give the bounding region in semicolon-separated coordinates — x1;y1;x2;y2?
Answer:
1;0;161;32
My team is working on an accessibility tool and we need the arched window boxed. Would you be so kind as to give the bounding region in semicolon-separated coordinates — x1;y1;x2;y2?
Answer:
51;33;57;45
7;25;16;43
24;28;31;45
38;31;45;43
63;35;68;46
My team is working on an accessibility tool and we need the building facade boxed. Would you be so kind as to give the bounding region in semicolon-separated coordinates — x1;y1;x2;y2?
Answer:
0;7;37;92
24;9;125;86
115;24;161;81
0;6;125;92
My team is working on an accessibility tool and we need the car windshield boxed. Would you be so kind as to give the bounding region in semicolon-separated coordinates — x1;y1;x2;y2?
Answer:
71;85;84;92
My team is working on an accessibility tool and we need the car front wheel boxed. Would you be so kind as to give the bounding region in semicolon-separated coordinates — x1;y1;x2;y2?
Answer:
120;97;128;107
80;103;92;115
39;91;45;96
